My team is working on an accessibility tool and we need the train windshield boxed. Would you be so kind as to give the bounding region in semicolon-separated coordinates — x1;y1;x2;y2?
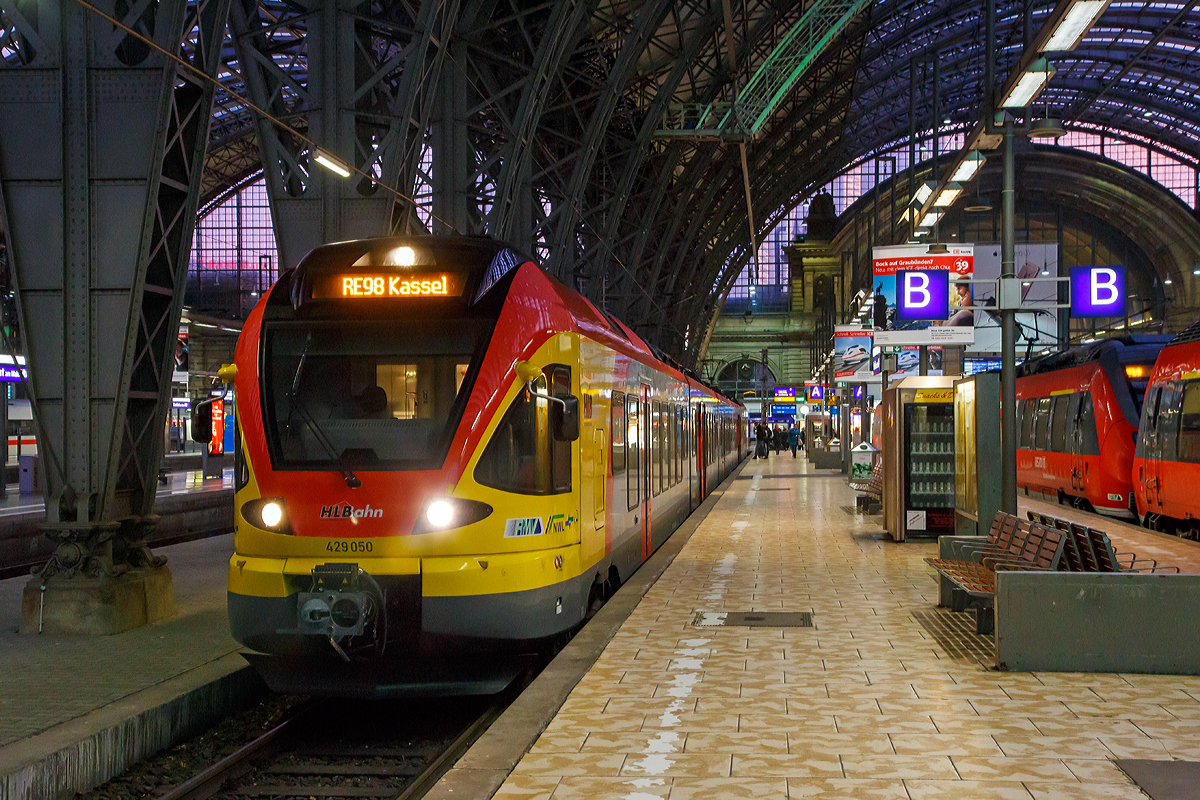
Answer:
262;319;490;470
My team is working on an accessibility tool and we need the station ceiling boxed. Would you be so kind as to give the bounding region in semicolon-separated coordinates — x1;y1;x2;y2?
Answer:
189;0;1200;358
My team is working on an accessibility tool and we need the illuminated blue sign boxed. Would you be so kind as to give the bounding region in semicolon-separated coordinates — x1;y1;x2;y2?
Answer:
895;269;949;321
0;365;27;382
1070;265;1124;317
807;385;824;401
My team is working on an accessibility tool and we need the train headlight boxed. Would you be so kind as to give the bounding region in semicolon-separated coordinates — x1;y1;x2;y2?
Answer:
427;500;454;528
241;497;293;534
261;502;283;528
412;498;493;534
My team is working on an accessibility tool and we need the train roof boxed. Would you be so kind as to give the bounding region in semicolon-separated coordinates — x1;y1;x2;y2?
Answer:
278;235;741;409
1169;319;1200;345
1016;335;1171;378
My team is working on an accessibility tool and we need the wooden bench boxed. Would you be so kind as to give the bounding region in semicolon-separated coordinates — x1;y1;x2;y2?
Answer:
855;461;884;513
926;511;1067;634
1026;511;1179;573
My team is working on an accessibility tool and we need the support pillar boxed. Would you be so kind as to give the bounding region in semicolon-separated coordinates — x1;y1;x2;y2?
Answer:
0;0;231;633
1000;121;1018;515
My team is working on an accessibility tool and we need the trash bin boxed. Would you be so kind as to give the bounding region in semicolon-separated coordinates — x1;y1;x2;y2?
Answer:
19;455;40;495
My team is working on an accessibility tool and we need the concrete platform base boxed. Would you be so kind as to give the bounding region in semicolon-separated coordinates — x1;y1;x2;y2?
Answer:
20;567;175;635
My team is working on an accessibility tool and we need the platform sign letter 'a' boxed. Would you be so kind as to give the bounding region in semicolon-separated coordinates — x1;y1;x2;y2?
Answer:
1070;265;1124;317
895;270;949;321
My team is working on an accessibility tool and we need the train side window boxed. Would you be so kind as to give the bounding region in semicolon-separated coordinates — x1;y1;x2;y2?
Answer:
1079;393;1100;456
675;406;684;484
1178;381;1200;464
1019;399;1035;448
550;367;572;492
1034;397;1052;451
627;394;640;510
611;391;626;475
474;365;572;495
1158;383;1183;462
1136;385;1160;459
1050;395;1069;453
657;402;667;496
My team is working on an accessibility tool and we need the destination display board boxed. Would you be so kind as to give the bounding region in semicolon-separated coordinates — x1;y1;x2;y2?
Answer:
313;273;463;299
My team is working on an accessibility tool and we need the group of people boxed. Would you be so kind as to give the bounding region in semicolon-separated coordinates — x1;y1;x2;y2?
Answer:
753;421;804;459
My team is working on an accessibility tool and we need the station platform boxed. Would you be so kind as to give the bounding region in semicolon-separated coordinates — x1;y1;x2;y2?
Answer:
0;468;235;580
0;533;260;800
485;456;1198;800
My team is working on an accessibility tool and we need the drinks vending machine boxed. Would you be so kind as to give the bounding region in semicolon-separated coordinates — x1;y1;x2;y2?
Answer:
882;376;958;541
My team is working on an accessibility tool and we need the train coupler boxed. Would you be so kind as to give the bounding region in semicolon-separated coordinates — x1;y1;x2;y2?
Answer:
288;563;374;647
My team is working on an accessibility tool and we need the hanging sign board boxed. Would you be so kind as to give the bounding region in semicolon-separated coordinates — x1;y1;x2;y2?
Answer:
872;244;975;346
1070;265;1125;317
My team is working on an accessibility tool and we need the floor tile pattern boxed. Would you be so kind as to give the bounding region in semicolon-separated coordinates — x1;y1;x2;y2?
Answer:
495;457;1198;799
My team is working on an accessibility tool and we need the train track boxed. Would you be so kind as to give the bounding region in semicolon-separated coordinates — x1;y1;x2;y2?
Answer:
158;693;509;800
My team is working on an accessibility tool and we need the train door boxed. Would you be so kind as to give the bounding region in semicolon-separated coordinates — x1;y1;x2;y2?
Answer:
593;427;606;532
1154;383;1183;513
695;404;707;499
688;404;699;510
641;384;652;559
1067;394;1085;492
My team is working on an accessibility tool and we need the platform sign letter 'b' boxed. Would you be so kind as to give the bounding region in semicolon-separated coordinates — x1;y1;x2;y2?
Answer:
1070;265;1124;317
895;269;949;321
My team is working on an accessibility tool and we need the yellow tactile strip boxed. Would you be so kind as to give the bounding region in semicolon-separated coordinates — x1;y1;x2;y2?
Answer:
494;458;1193;799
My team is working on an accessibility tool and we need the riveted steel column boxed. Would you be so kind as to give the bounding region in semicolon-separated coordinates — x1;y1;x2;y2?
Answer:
233;0;430;270
0;0;231;593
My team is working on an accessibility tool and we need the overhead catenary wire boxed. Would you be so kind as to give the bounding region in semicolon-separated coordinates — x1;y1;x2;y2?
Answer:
69;0;459;234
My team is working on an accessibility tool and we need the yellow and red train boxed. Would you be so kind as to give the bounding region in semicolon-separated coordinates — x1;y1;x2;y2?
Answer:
222;237;746;688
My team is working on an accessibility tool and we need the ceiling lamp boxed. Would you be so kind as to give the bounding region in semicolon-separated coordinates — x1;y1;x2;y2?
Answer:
950;151;986;183
913;181;937;205
1044;0;1110;52
934;183;963;207
314;149;352;178
927;243;949;255
1029;117;1067;139
1001;58;1056;108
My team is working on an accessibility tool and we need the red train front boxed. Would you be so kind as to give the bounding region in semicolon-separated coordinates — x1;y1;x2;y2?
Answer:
1134;322;1200;537
1015;337;1166;517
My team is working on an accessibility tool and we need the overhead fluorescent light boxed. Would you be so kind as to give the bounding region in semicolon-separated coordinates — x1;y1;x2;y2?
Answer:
1044;0;1109;51
918;209;945;228
314;149;352;178
950;152;986;182
1001;59;1056;108
913;181;936;205
934;183;963;207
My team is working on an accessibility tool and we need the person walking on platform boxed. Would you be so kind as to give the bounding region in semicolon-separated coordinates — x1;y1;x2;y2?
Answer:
773;425;786;454
788;425;801;458
754;422;769;459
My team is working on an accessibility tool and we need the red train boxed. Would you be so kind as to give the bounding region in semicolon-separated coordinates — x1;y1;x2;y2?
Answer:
1133;321;1200;537
1015;337;1167;518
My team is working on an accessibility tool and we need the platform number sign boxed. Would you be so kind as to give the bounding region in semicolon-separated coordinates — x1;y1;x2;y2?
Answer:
895;269;949;321
1070;265;1124;317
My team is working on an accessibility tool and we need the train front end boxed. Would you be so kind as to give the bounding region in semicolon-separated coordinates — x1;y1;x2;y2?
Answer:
226;238;590;681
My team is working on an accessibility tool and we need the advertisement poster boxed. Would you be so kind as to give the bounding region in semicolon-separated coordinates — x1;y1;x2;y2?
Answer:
173;327;189;384
872;244;974;342
887;345;943;379
967;243;1059;352
872;243;1058;353
834;326;874;379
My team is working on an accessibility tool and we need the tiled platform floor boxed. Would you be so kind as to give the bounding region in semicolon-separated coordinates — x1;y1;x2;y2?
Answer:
494;455;1195;800
0;533;240;747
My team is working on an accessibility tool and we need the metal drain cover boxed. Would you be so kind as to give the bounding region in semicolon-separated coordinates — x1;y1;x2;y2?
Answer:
692;611;813;628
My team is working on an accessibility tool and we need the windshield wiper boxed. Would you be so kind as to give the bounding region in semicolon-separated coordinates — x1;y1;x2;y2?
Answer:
284;332;361;489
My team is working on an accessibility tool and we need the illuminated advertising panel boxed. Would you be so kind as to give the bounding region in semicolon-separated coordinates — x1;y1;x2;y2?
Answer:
834;326;874;378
